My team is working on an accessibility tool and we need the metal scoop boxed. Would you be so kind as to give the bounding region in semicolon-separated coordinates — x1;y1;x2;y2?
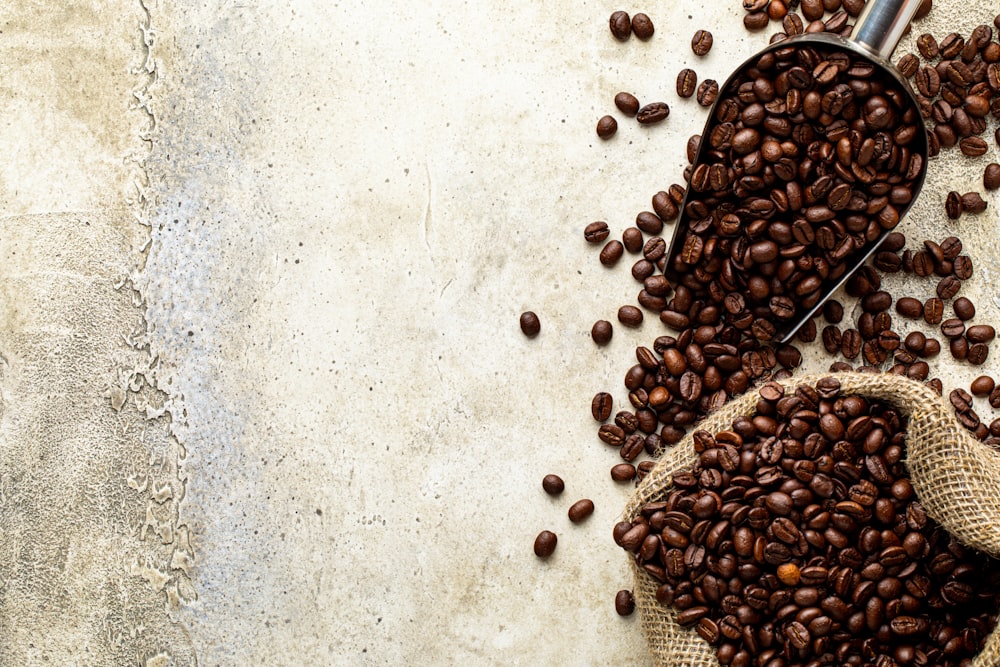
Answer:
663;0;928;344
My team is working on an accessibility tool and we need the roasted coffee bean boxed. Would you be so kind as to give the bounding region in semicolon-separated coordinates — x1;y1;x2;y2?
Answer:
520;311;541;337
615;92;640;116
691;30;713;56
945;191;963;219
611;463;637;482
636;102;670;125
584;221;610;243
542;474;565;496
985;164;1000;191
696;79;719;107
962;192;988;214
623;228;644;254
941;318;966;339
592;392;613;421
591;320;613;345
600;240;624;266
823;300;844;324
609;11;631;40
744;11;769;30
968;324;997;343
568;498;595;523
631;13;654;40
917;33;939;59
924;298;944;325
615;589;636;616
618;305;643;327
896;297;923;319
960;136;989;156
954;255;974;280
954;297;976;321
597;115;618;139
971;376;996;397
534;530;557;557
937;275;962;300
677;69;698;98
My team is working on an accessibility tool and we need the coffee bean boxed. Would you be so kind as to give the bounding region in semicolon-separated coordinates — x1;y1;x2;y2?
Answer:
937;275;962;300
896;297;923;319
591;320;613;345
636;211;663;235
968;324;996;343
568;498;595;523
600;240;624;266
677;69;698;98
924;297;944;325
960;136;989;156
622;228;643;254
946;191;963;219
609;11;631;40
534;530;557;557
961;192;987;214
597;115;618;139
954;255;974;280
592;392;613;421
897;53;919;78
941;318;966;339
691;30;713;56
744;11;768;30
614;92;640;116
823;300;844;324
696;79;719;107
542;474;565;495
970;343;990;365
952;336;970;360
615;589;635;616
618;305;643;327
611;463;637;482
584;221;610;243
954;297;976;320
917;33;939;59
520;311;541;337
636;102;670;125
652;191;678;221
985;164;1000;190
972;376;996;396
631;13;654;40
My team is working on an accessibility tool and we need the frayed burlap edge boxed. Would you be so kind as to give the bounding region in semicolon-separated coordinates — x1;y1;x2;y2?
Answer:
622;372;1000;667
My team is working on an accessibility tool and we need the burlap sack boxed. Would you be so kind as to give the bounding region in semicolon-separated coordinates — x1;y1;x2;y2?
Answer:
623;371;1000;667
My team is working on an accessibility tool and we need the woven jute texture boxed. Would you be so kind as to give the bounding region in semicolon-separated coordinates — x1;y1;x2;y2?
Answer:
623;372;1000;667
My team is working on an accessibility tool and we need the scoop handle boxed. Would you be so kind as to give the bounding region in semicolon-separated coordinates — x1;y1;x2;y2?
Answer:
851;0;924;59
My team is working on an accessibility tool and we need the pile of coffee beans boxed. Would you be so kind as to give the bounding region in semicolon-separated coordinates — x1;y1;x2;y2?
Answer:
617;376;1000;665
668;43;925;340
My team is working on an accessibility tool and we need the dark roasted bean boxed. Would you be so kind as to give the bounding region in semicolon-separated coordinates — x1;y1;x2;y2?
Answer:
615;92;640;116
568;498;595;523
534;530;557;557
597;115;618;139
520;311;540;337
609;11;631;40
636;102;670;125
631;13;654;40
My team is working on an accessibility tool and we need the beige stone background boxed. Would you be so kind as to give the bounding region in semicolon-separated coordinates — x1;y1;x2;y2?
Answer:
1;1;999;666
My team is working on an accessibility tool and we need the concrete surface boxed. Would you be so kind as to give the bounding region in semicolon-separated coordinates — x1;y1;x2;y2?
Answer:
1;1;999;666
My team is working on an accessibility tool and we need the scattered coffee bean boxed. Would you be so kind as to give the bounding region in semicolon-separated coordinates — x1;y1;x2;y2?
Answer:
599;240;624;266
520;311;540;337
584;221;610;244
636;102;669;125
622;228;643;253
618;305;643;327
985;163;1000;190
896;297;924;319
591;320;613;345
962;191;988;213
946;191;963;219
823;300;844;324
614;92;640;116
969;342;990;365
924;297;944;325
592;392;613;421
615;589;635;616
971;376;996;396
631;13;654;40
695;79;718;106
676;69;697;98
609;11;631;40
954;297;976;320
691;30;713;56
610;463;637;482
567;498;595;523
967;324;996;343
534;530;557;558
597;115;618;139
542;474;565;496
